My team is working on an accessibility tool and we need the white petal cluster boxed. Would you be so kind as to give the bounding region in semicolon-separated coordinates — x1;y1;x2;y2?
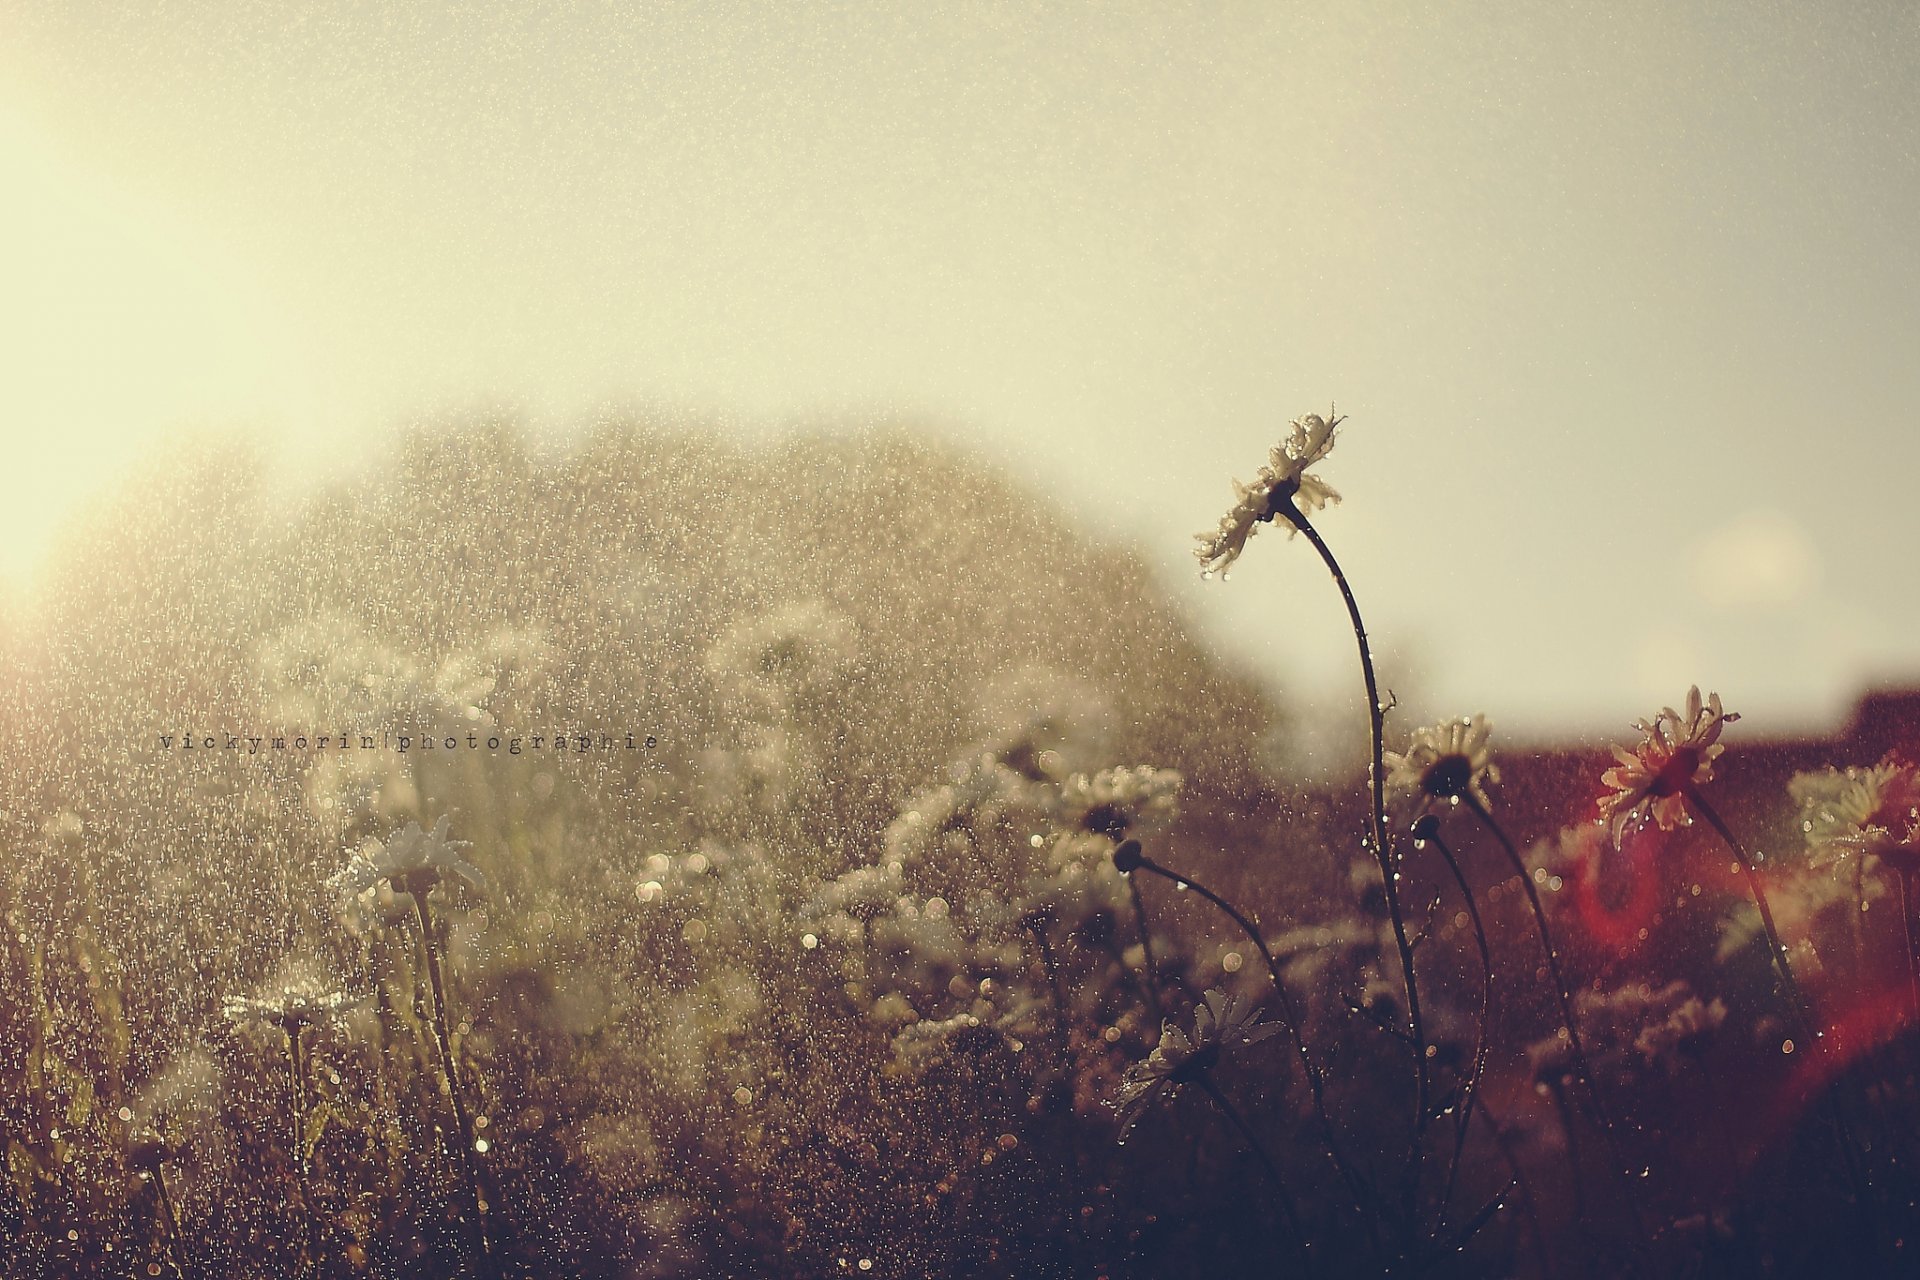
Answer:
328;815;488;903
1385;715;1499;816
1527;980;1725;1086
1110;988;1282;1139
1596;687;1739;847
1788;756;1920;871
1194;412;1344;575
223;983;365;1033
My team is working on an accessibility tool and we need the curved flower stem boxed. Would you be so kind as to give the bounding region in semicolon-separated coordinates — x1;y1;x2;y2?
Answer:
1464;795;1652;1262
1477;1097;1554;1280
1126;875;1167;1026
1282;501;1430;1173
286;1026;323;1276
1023;920;1075;1061
1426;828;1494;1222
153;1163;189;1280
1195;1074;1315;1278
1693;794;1874;1229
410;887;498;1279
1130;855;1381;1249
1898;868;1920;1028
1543;1076;1587;1220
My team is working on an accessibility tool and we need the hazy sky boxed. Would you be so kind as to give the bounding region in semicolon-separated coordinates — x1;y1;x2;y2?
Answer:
3;2;1917;735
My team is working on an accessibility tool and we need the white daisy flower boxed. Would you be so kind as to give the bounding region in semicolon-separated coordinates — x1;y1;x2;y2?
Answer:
1194;411;1345;575
1385;715;1500;816
1596;687;1739;848
1788;756;1920;872
1054;766;1183;837
1110;988;1283;1139
327;815;488;903
222;984;366;1034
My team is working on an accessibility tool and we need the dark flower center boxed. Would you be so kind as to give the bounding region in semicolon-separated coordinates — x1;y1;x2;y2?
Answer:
394;868;441;902
1423;754;1474;798
1649;748;1701;798
1081;804;1132;838
1263;476;1302;522
1169;1042;1222;1083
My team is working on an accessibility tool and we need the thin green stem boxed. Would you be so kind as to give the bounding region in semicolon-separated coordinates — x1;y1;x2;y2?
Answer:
1284;501;1430;1173
411;886;498;1279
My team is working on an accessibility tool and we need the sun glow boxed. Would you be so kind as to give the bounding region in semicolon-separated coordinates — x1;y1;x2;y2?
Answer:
0;109;319;592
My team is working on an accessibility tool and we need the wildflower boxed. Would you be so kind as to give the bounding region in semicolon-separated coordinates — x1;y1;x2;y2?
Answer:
1789;755;1920;873
1016;860;1129;936
1111;988;1283;1138
1385;715;1500;816
222;983;365;1035
706;600;857;713
328;815;487;902
124;1128;175;1176
801;860;906;924
1194;411;1343;575
1596;687;1739;847
1527;980;1725;1086
1054;765;1183;840
882;755;1043;870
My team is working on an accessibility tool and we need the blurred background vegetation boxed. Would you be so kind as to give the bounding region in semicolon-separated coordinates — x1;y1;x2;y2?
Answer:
4;423;1915;1278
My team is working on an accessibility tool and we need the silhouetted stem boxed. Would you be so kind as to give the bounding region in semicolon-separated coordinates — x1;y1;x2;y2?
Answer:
1465;796;1653;1266
1899;869;1920;1028
1024;921;1073;1053
1196;1075;1315;1278
1126;875;1166;1025
1544;1076;1587;1221
410;886;497;1278
1131;855;1380;1248
1283;501;1430;1168
1693;793;1873;1230
287;1026;323;1275
1478;1097;1554;1280
1427;829;1494;1221
154;1164;187;1278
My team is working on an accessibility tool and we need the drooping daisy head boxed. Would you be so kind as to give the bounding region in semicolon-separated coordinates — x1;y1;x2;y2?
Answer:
1385;715;1500;818
1789;754;1920;873
1596;687;1739;848
328;814;488;907
1194;410;1345;576
1110;988;1283;1139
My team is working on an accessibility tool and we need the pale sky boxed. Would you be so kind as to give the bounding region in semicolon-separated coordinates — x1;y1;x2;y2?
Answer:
3;2;1917;735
